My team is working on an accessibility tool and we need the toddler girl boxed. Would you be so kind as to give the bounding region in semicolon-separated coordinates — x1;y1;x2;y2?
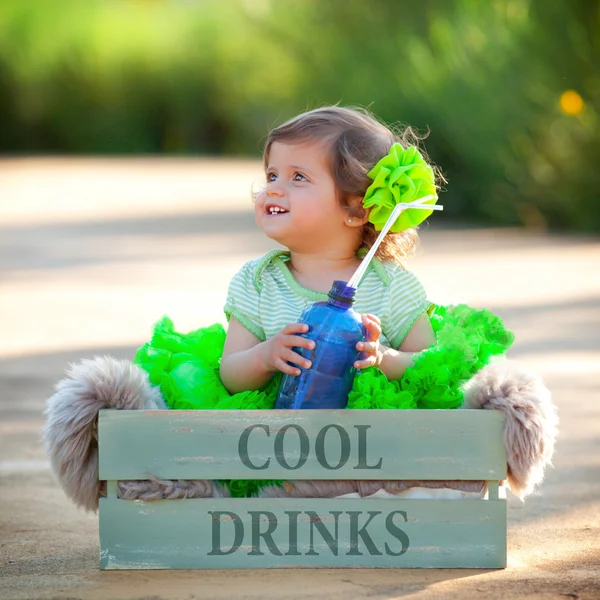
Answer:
135;106;511;418
220;106;439;395
46;105;516;504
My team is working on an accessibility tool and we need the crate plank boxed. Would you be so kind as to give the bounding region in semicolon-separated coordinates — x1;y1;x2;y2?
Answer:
99;497;506;569
98;410;506;481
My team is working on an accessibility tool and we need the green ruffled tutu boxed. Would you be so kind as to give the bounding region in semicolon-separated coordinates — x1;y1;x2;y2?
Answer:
133;304;514;497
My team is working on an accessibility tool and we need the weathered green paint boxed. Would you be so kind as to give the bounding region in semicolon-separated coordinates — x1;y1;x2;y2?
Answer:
99;497;507;569
106;481;118;499
487;480;500;500
98;410;506;481
98;409;508;569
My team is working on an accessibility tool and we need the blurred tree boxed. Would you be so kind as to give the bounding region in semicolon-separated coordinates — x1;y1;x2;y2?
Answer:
245;0;600;229
0;0;598;230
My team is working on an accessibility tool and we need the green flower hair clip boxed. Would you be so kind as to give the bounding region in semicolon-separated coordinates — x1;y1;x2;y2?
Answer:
363;143;438;232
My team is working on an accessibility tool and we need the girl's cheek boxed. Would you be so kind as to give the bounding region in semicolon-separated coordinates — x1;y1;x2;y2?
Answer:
255;190;266;207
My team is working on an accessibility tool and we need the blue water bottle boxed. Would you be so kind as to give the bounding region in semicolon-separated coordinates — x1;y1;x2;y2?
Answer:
274;280;366;409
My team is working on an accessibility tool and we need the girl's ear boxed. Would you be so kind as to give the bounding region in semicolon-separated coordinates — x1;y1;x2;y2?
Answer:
345;195;370;226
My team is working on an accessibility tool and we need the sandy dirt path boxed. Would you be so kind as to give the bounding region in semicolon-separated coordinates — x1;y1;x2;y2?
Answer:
0;158;598;599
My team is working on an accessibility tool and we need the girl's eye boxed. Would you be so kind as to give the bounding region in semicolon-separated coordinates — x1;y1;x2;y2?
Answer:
266;172;277;182
293;172;307;182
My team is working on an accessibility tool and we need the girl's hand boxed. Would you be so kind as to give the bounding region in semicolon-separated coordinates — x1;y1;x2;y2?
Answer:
261;323;315;376
354;313;383;369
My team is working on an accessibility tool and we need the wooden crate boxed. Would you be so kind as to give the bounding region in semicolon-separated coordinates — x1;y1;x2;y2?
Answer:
98;409;506;569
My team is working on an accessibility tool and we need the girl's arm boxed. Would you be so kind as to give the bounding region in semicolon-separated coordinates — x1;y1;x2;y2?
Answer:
398;313;437;352
219;317;315;394
380;314;436;380
219;317;272;394
355;313;436;381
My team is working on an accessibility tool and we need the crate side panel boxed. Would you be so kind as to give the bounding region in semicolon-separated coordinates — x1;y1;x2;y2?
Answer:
99;497;506;569
98;410;506;481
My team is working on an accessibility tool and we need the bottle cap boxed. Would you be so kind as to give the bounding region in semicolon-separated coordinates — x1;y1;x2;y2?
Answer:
328;280;356;307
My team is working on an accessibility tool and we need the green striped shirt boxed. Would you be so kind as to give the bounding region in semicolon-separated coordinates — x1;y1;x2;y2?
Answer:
224;249;430;349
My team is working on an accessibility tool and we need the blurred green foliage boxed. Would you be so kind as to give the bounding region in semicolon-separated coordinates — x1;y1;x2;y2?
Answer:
0;0;598;230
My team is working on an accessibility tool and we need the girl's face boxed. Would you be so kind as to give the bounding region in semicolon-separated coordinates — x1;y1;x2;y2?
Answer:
256;141;351;252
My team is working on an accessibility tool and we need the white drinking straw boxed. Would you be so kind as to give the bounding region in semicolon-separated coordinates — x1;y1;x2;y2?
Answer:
347;196;443;289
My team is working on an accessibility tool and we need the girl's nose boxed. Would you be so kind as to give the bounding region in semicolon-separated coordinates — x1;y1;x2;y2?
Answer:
266;182;285;197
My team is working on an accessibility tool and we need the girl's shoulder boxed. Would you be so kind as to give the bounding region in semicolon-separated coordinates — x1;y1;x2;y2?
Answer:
371;259;426;303
372;258;415;286
356;246;414;288
233;249;290;292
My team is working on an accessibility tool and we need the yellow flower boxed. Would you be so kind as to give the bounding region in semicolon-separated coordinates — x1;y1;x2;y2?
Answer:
559;90;584;116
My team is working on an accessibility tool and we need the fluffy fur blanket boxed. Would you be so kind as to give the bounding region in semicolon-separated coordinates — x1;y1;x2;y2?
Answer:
44;357;558;512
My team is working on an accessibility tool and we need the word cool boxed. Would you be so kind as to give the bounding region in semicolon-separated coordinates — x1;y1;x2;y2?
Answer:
238;423;383;470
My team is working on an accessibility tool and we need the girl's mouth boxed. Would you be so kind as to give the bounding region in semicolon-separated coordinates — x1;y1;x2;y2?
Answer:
266;205;289;215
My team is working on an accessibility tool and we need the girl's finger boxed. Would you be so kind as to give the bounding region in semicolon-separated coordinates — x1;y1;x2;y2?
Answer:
274;357;302;376
283;335;315;350
283;349;312;370
364;313;381;325
362;313;380;330
362;319;381;342
282;323;309;335
356;341;378;354
362;313;381;329
354;355;376;369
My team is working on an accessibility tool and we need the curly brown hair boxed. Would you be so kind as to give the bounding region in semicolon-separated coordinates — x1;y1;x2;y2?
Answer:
263;106;444;264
